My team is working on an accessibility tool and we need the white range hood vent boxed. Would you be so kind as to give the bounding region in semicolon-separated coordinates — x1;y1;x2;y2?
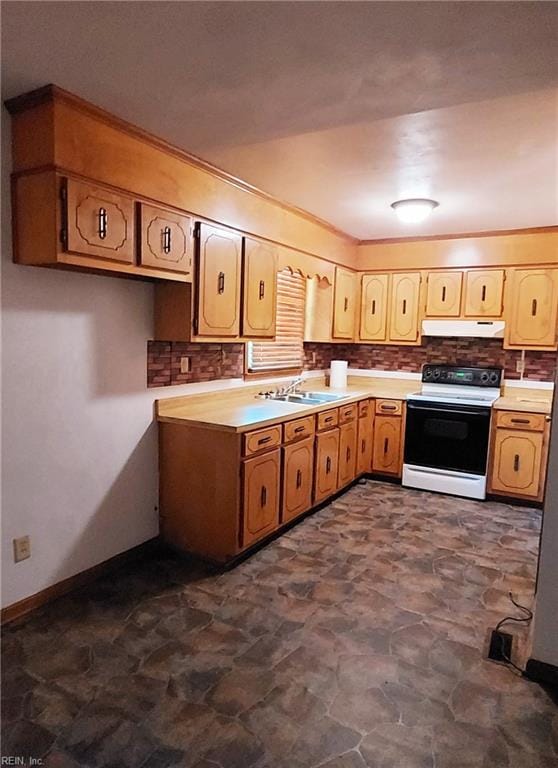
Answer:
422;320;505;338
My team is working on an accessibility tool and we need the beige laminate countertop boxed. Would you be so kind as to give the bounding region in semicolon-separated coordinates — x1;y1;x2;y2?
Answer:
156;378;419;433
156;377;554;432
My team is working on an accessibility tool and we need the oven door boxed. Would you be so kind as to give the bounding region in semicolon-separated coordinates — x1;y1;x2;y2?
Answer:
404;400;491;475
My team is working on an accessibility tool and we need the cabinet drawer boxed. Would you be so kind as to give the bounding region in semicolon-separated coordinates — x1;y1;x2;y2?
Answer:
358;399;371;418
317;409;339;431
495;411;547;432
375;399;403;416
243;425;282;456
339;403;357;424
284;415;315;444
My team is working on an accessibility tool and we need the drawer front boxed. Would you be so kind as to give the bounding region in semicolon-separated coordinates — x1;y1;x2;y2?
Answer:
358;399;371;418
284;415;315;444
243;425;282;456
495;411;547;432
339;403;358;424
317;408;339;431
375;399;403;416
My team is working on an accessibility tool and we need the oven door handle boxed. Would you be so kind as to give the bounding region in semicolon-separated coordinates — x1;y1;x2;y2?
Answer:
406;402;490;417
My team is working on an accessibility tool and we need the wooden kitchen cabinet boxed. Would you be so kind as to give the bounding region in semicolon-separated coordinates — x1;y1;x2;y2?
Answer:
425;271;463;317
195;221;242;337
65;178;135;264
464;269;504;317
332;267;357;339
139;203;192;274
305;276;334;342
314;428;340;503
282;437;314;523
489;409;549;502
360;273;389;341
372;414;403;476
388;272;421;343
242;449;281;547
242;237;277;338
338;421;358;488
504;269;558;350
357;407;374;476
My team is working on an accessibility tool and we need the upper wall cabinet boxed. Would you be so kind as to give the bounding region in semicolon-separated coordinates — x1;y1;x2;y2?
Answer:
332;267;357;339
389;272;421;343
139;203;192;274
195;222;242;337
360;273;389;341
242;238;277;338
425;271;463;317
504;269;558;350
464;269;504;318
305;276;334;343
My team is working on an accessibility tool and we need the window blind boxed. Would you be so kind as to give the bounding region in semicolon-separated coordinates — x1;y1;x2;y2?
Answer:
247;269;306;372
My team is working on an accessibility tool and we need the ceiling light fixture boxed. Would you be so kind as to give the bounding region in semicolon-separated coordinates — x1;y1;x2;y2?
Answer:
391;198;439;224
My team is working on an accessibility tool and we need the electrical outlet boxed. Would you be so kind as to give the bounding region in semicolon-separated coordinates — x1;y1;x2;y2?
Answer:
180;356;190;374
13;535;31;563
516;359;524;373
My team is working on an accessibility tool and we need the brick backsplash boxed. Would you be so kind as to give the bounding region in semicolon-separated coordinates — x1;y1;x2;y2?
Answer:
147;340;244;387
303;339;557;382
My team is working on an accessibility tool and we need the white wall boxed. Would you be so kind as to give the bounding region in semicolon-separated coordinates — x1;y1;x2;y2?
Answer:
1;112;182;608
531;375;558;667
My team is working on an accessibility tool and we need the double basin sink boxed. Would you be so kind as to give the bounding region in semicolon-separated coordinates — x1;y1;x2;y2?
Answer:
268;391;350;406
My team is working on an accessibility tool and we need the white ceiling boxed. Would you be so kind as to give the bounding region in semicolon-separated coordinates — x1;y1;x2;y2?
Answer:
2;1;558;239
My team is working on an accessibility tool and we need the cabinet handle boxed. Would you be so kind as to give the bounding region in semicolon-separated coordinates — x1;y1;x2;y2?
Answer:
441;285;446;303
260;485;267;507
326;456;331;474
361;439;366;454
481;285;486;302
294;426;305;434
98;207;108;240
324;416;334;423
218;272;225;294
371;299;376;315
258;280;265;300
510;418;530;425
258;436;272;445
513;454;520;472
531;299;537;316
296;469;302;489
384;438;389;454
162;226;172;254
381;404;397;411
402;299;407;315
346;447;351;462
344;297;348;312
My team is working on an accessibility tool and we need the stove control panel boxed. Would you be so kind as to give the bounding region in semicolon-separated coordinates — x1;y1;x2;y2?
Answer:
421;364;502;387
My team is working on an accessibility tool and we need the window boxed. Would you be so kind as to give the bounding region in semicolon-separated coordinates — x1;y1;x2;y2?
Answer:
246;268;306;373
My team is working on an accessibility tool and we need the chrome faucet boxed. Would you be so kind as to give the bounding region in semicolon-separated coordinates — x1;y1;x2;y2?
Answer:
281;377;304;396
257;376;304;399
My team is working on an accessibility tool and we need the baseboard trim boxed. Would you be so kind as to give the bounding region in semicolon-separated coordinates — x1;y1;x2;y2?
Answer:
524;657;558;688
1;537;161;626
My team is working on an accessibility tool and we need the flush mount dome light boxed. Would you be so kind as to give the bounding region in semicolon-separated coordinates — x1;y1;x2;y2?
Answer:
391;198;439;224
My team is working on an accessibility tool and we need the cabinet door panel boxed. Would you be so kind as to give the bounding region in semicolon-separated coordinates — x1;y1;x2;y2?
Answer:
196;222;242;337
139;203;192;274
314;429;340;504
372;416;402;476
389;273;421;342
505;269;558;349
282;437;314;523
357;414;374;475
66;178;134;263
333;267;357;339
242;449;280;547
242;238;277;338
464;270;504;317
360;274;389;341
426;271;463;317
490;429;543;498
338;422;358;487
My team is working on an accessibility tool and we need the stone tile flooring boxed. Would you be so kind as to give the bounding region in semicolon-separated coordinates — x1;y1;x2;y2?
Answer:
2;481;557;767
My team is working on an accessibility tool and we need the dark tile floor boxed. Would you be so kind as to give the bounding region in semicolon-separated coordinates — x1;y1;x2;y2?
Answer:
2;481;557;767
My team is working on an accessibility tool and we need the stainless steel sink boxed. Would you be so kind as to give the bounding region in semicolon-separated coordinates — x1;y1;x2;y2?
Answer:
303;391;349;402
271;391;350;405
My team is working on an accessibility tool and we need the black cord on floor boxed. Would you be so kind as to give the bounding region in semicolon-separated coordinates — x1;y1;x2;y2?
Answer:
493;592;533;674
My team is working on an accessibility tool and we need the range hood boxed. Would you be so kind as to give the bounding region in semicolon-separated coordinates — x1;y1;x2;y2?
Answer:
422;320;505;338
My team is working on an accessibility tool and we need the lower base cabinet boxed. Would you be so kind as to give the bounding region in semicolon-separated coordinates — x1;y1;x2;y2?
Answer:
372;415;402;476
357;413;374;475
314;428;340;504
282;437;314;523
242;449;281;548
338;421;358;487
